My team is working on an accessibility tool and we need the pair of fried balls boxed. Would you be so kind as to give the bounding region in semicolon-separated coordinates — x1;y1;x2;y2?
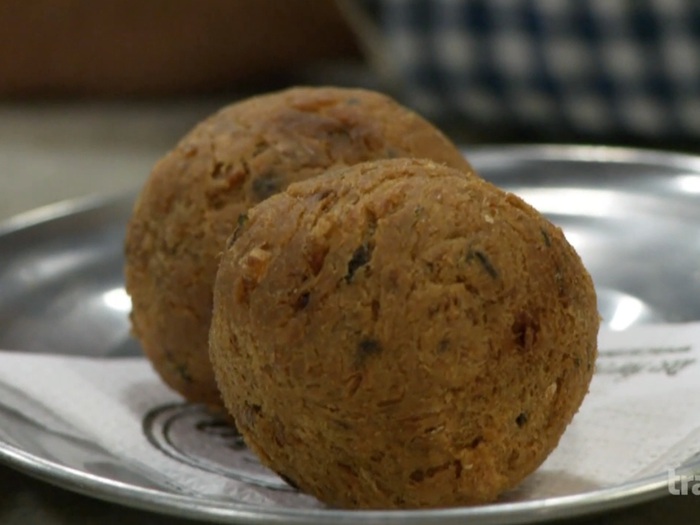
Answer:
125;87;599;510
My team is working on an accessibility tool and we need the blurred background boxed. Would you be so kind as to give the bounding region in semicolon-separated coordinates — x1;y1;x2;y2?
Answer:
2;0;700;218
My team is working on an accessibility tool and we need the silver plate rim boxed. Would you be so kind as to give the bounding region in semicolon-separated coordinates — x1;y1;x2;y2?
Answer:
2;143;700;524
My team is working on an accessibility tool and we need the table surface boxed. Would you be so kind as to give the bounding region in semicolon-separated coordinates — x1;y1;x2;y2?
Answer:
1;99;699;524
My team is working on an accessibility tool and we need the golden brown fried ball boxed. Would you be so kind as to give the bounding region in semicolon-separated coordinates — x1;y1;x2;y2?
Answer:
124;87;471;406
209;158;599;509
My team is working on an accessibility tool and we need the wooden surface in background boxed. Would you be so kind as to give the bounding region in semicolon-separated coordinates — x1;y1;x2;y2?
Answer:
0;0;360;98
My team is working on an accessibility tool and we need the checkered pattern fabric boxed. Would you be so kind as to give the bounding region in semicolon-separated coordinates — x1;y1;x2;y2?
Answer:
368;0;700;139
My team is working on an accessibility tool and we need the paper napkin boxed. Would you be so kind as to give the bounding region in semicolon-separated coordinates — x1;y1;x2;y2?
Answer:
2;323;700;507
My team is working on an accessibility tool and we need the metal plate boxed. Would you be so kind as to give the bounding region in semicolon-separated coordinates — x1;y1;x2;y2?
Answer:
1;144;700;524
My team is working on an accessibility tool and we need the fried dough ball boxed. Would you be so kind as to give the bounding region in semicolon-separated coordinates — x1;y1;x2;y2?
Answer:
124;87;471;405
209;158;599;508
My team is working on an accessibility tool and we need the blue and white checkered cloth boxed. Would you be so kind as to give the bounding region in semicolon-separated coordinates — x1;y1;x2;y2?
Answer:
364;0;700;140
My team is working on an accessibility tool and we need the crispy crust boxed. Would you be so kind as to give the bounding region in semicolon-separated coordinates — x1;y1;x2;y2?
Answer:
209;158;599;509
124;87;472;405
